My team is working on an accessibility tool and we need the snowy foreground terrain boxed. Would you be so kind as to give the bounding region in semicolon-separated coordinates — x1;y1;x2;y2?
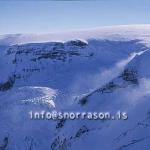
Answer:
1;25;150;149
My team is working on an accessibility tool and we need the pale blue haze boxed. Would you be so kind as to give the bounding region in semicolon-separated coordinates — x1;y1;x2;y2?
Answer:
0;0;150;34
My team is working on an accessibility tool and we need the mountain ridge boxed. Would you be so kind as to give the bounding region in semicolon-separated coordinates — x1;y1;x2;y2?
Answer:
1;24;150;46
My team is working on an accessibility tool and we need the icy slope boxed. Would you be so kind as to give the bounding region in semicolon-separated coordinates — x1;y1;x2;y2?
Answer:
50;50;150;150
0;86;57;150
1;25;150;150
0;39;147;108
66;51;150;150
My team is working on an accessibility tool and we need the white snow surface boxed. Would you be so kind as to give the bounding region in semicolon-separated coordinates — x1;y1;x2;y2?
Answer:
1;25;150;150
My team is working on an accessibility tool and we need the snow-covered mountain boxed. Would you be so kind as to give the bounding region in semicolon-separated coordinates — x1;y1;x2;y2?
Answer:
1;25;150;150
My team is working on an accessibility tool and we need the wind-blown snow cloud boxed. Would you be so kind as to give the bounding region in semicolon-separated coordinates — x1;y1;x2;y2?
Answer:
125;78;150;105
70;50;147;100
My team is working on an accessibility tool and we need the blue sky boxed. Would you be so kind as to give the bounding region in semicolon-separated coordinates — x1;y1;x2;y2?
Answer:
0;0;150;34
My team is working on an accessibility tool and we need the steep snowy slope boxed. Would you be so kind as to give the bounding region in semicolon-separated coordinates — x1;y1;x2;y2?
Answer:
0;86;57;150
53;50;150;150
1;25;150;150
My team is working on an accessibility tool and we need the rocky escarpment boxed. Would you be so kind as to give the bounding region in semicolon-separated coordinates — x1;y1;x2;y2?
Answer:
7;40;88;63
0;76;15;91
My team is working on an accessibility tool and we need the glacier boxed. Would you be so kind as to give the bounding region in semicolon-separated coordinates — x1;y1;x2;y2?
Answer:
0;25;150;150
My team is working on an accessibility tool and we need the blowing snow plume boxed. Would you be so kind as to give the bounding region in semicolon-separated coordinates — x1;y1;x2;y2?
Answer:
71;49;149;103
